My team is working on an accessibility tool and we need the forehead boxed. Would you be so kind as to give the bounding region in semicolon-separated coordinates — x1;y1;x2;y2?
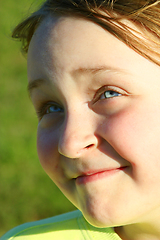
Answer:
28;16;136;77
28;15;115;62
27;14;160;87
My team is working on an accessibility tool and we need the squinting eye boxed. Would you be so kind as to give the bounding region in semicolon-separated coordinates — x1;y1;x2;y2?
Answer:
100;90;121;100
37;103;64;119
46;105;63;114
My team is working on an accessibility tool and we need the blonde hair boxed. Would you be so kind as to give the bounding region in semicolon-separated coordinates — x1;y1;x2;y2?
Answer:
12;0;160;65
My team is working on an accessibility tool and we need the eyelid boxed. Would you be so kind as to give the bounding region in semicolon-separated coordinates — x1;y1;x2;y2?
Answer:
92;85;128;103
36;101;63;119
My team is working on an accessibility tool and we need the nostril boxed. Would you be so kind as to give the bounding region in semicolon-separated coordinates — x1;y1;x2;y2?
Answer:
85;144;94;149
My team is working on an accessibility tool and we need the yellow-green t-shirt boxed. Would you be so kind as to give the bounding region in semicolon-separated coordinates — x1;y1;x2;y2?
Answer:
0;210;121;240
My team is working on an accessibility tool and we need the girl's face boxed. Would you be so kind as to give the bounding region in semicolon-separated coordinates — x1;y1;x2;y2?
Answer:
28;16;160;227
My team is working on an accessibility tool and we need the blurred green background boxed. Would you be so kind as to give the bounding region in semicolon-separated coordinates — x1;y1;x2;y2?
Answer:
0;0;76;236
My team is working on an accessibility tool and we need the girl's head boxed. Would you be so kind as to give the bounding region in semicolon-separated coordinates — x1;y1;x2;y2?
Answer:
13;0;160;233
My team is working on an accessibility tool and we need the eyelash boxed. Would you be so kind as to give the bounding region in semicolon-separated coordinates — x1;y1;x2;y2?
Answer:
36;102;64;119
36;87;123;119
93;86;124;103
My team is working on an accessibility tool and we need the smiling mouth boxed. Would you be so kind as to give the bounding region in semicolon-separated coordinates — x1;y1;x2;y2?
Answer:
75;166;128;185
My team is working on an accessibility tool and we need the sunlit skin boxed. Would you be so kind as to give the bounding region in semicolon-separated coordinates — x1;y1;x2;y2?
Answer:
27;16;160;240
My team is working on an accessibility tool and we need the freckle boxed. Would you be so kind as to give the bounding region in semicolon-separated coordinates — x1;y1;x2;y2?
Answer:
55;164;59;169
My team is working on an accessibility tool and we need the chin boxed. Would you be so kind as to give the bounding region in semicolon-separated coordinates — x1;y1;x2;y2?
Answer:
84;215;114;228
81;207;116;228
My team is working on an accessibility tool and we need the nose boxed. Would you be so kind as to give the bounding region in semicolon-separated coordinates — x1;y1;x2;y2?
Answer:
58;109;98;158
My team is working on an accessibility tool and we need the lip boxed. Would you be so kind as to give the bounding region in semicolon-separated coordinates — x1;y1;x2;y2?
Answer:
75;167;127;185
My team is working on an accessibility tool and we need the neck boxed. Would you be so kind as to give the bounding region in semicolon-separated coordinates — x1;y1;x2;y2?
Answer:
114;208;160;240
115;223;160;240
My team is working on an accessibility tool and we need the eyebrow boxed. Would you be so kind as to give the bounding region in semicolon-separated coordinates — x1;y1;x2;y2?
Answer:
28;66;126;95
71;66;125;75
27;78;47;96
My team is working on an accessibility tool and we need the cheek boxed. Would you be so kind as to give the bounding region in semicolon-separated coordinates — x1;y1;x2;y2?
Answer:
104;106;160;165
37;127;59;175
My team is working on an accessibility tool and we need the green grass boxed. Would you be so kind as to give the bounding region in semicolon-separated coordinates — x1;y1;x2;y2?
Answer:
0;0;76;236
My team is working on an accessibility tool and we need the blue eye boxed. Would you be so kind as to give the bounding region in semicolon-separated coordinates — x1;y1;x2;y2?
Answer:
46;105;63;114
101;90;121;99
36;102;64;120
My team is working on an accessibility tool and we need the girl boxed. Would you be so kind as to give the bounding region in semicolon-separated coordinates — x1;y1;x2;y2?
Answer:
2;1;160;239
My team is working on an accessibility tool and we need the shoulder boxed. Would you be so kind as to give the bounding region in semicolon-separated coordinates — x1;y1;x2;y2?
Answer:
0;210;121;240
0;210;81;240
